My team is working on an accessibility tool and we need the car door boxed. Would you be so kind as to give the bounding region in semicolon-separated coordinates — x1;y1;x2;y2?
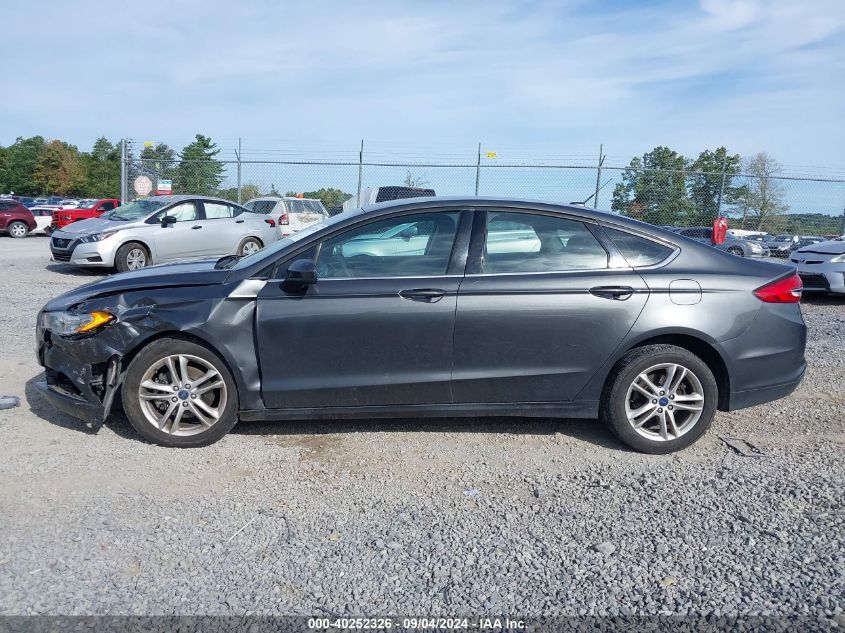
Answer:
197;201;243;256
452;209;649;404
150;201;204;262
255;209;471;409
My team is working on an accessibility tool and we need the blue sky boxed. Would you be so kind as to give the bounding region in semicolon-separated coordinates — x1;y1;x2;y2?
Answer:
2;0;844;177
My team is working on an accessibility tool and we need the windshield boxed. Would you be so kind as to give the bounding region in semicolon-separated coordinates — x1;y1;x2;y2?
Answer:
244;200;278;214
230;209;360;271
108;198;168;221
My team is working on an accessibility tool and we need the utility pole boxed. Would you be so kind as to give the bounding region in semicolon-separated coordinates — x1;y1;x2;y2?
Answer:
120;139;127;203
356;139;364;204
715;152;728;218
593;144;605;209
236;137;242;204
475;142;481;196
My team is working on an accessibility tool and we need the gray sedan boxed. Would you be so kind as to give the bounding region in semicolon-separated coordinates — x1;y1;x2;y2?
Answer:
49;195;278;272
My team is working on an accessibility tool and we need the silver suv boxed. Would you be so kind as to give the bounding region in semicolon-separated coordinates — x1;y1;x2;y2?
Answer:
49;195;278;272
673;226;769;257
243;197;329;238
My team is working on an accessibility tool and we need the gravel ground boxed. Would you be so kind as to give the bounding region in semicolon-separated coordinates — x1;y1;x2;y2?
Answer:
0;236;843;622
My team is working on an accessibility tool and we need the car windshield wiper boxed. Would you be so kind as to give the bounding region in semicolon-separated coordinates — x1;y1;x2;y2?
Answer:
214;254;244;270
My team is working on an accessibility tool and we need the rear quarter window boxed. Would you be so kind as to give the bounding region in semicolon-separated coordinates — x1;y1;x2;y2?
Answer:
603;227;675;267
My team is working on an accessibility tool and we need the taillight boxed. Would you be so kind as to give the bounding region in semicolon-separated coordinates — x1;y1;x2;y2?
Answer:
753;273;802;303
278;212;289;225
264;218;276;227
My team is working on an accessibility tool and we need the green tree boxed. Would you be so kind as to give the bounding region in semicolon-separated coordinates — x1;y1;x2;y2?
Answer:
217;183;262;203
0;136;46;195
82;137;120;198
688;147;743;225
174;135;224;195
611;146;693;226
34;140;86;196
734;153;789;231
300;187;352;209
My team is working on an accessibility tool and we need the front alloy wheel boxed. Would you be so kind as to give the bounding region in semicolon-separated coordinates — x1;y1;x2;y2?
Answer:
122;338;239;447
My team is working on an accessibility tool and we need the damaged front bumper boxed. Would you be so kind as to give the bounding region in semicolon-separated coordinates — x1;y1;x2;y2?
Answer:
36;319;124;430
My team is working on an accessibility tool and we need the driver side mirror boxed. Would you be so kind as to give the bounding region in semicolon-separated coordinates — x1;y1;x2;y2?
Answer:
399;225;418;240
286;258;317;285
161;215;177;228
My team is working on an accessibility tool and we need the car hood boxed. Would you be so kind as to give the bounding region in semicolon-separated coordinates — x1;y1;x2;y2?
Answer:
42;259;230;311
796;240;845;255
54;216;137;235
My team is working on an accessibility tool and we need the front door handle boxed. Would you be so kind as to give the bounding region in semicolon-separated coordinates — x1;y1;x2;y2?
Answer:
589;285;635;301
399;288;447;303
191;225;202;230
235;219;244;224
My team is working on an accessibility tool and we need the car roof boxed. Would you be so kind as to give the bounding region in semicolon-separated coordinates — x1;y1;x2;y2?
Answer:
139;194;240;204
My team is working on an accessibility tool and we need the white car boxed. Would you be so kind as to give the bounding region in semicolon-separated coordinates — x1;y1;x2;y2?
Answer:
790;240;845;294
28;207;56;235
243;197;329;237
49;195;278;272
58;199;80;209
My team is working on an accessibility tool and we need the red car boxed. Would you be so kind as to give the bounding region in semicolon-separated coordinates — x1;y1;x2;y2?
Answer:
0;199;37;238
50;199;121;232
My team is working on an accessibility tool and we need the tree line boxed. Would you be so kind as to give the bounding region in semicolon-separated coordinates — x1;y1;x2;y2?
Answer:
611;146;790;231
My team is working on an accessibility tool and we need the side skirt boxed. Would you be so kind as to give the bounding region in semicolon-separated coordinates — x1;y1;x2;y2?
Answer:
239;400;600;422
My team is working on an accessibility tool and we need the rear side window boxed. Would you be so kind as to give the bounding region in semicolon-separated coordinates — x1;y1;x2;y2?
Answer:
482;212;608;273
603;227;675;267
203;202;234;219
245;200;277;214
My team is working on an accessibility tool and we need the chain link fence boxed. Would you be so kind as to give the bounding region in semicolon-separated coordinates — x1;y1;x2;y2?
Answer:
123;147;845;239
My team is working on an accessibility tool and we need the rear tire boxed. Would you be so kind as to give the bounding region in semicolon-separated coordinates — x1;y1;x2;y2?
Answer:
8;221;29;238
238;237;262;256
115;242;149;273
121;338;239;447
727;246;744;257
599;344;718;454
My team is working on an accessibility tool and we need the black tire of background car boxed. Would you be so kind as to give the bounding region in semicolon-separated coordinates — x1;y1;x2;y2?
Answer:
237;237;262;256
122;338;240;448
599;344;718;454
114;242;149;273
8;221;29;238
727;246;745;257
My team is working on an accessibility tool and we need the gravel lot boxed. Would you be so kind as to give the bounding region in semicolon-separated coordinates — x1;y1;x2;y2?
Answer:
0;236;843;622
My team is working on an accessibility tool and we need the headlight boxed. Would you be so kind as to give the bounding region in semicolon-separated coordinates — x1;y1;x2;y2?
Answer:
78;230;120;244
831;254;845;263
41;310;115;336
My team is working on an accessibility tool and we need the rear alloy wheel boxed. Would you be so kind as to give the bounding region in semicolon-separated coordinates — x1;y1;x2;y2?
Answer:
8;221;29;238
727;246;744;257
122;338;238;447
115;242;149;273
600;344;717;453
238;237;262;256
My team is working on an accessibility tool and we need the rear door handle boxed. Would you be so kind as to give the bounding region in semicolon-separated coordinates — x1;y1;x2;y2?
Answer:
399;288;447;302
191;225;202;230
235;219;244;224
589;285;635;300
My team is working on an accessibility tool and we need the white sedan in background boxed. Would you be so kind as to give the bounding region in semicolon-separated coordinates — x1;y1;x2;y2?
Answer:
791;240;845;295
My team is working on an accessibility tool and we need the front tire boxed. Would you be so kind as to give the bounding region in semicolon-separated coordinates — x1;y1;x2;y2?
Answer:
115;242;149;272
122;338;239;447
8;221;29;238
727;246;744;257
600;344;718;454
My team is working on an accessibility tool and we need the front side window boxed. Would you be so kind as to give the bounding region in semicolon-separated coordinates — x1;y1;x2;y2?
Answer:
203;202;233;220
316;212;460;278
150;202;198;223
603;227;675;267
482;211;608;273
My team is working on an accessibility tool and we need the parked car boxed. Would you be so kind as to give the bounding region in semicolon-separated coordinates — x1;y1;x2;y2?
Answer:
48;195;278;272
243;197;329;237
342;186;436;212
672;227;769;257
50;198;121;232
764;234;800;257
790;240;845;295
36;197;806;453
29;207;55;235
58;199;80;209
789;236;826;253
0;199;37;238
